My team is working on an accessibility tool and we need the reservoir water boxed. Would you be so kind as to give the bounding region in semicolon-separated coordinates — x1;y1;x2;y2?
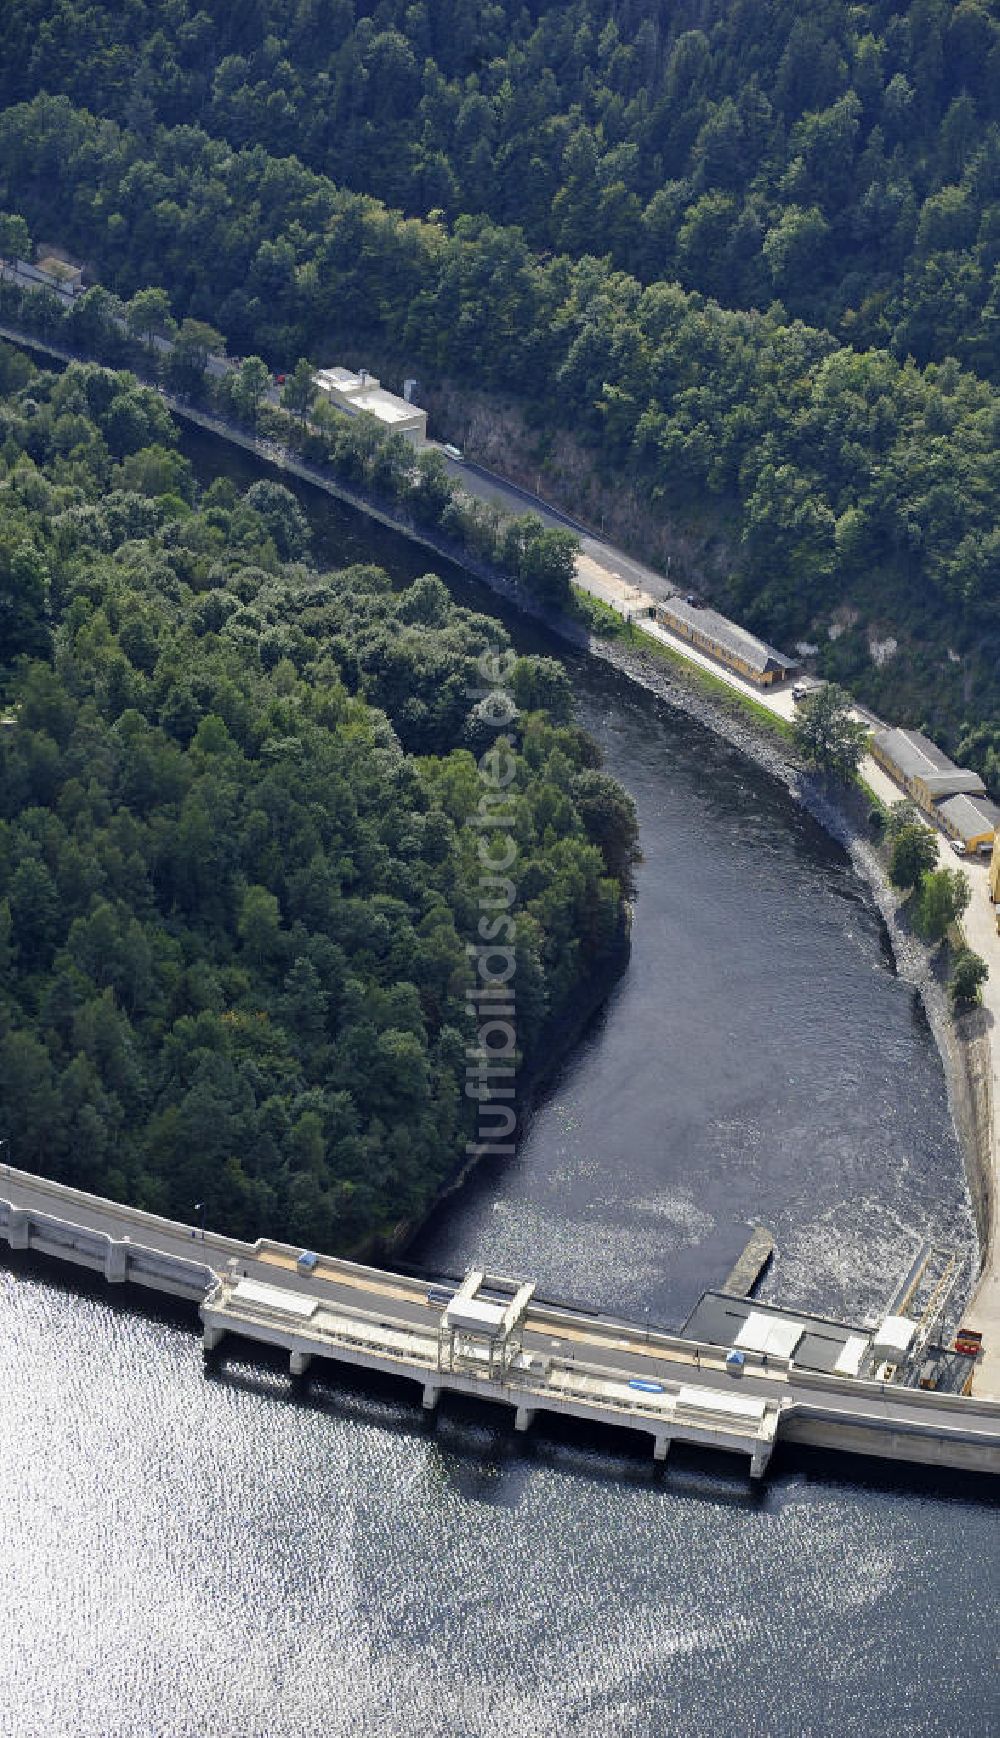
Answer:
1;429;997;1737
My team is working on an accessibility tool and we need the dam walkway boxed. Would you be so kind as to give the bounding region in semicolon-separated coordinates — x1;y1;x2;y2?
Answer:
3;1164;1000;1481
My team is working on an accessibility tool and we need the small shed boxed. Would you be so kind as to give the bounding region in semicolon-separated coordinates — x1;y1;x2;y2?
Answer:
35;253;84;293
734;1311;805;1361
871;1314;916;1365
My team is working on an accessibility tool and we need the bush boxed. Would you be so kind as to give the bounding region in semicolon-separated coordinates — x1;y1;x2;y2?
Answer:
889;823;938;890
950;948;989;1011
915;866;971;942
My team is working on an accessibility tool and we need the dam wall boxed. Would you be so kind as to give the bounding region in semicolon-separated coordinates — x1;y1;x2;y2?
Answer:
3;1163;1000;1481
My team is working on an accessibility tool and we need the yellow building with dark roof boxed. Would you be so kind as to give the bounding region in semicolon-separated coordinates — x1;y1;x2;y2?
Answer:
656;599;798;688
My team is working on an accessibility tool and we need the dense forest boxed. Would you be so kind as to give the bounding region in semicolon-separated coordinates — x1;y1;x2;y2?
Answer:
0;0;999;764
2;0;1000;367
0;353;636;1247
2;2;1000;1237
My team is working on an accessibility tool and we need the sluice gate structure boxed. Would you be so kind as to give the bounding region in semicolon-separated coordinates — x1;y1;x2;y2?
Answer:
3;1162;1000;1481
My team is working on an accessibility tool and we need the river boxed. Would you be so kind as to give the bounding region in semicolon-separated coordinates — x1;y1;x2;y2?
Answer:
0;425;997;1738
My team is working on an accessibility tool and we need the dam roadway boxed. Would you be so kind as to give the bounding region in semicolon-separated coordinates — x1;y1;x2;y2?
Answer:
2;1162;999;1481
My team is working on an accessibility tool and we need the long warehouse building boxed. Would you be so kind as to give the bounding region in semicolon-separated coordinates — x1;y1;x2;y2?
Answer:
656;597;798;688
871;726;1000;853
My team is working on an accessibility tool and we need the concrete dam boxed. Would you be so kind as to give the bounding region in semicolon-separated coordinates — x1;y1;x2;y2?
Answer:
2;1162;999;1481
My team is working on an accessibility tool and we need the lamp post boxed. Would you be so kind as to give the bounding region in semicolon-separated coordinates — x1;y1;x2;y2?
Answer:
194;1201;205;1241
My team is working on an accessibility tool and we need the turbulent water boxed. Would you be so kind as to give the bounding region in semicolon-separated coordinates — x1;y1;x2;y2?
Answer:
1;429;996;1738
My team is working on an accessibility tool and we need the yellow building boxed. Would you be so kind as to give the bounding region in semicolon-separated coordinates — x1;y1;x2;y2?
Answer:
936;792;1000;855
656;599;798;688
870;728;986;814
872;728;1000;857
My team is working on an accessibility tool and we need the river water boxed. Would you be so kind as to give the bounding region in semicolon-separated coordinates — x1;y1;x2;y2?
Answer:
1;429;997;1737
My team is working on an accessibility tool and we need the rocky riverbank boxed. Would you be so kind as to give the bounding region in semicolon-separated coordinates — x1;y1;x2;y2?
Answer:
578;625;994;1276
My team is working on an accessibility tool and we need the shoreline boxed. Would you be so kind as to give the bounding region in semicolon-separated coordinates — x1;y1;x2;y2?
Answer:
387;919;632;1260
579;629;994;1280
2;321;991;1303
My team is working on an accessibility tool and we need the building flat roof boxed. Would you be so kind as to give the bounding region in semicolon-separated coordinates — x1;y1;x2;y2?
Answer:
316;366;361;389
313;367;425;428
684;1290;869;1376
873;1314;917;1355
659;598;797;675
834;1335;869;1377
349;388;423;424
734;1312;805;1359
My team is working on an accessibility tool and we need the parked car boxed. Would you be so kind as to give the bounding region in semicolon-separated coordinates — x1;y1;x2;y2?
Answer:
948;838;966;855
792;682;810;702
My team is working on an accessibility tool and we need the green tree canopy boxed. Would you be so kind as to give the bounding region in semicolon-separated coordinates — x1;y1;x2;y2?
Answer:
916;865;971;942
889;823;939;890
950;946;989;1010
793;684;869;782
125;286;175;351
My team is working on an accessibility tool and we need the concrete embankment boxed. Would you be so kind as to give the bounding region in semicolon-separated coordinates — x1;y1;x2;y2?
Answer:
0;1196;216;1299
722;1227;775;1298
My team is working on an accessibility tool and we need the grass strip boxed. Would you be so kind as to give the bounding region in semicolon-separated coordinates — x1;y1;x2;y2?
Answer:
571;586;796;743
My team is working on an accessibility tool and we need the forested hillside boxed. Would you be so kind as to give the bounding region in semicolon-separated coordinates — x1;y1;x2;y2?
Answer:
2;87;999;763
0;353;635;1246
1;5;999;744
3;0;999;367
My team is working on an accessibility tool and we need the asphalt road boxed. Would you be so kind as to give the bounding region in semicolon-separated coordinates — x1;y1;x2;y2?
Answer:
439;453;676;602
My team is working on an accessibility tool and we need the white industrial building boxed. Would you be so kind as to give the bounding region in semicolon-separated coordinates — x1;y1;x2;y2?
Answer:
313;366;427;447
